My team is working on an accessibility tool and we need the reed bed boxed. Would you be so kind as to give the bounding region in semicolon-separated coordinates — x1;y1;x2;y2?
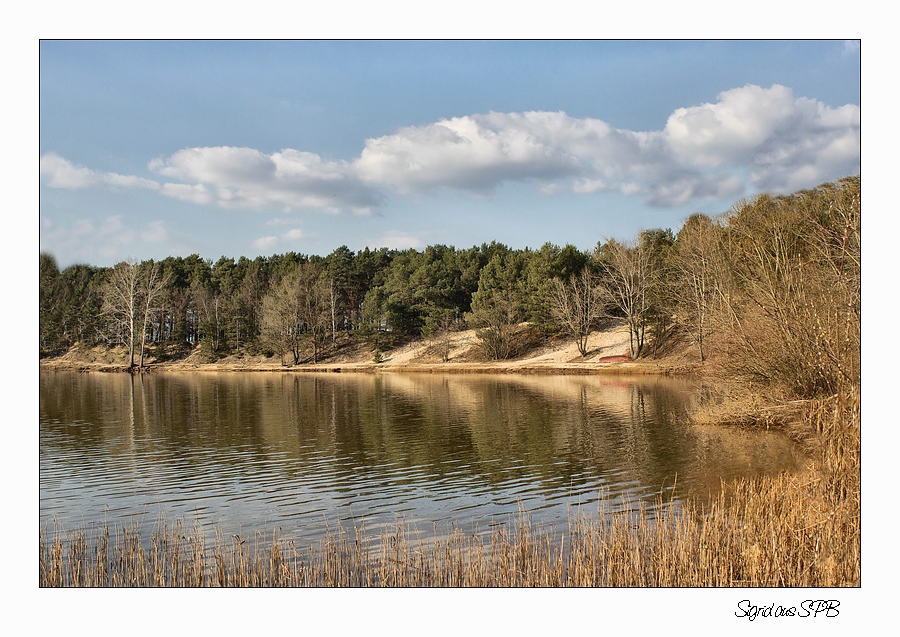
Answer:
40;388;859;587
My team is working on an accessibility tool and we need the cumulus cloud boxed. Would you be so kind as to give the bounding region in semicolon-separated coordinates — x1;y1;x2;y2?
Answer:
661;85;860;196
41;147;383;216
149;146;383;214
664;84;800;166
353;84;859;206
354;112;581;194
40;84;859;213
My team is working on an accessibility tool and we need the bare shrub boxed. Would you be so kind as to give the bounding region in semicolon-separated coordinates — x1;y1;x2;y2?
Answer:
718;177;860;397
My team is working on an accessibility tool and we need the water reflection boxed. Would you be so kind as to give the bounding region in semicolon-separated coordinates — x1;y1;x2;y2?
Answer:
40;371;802;544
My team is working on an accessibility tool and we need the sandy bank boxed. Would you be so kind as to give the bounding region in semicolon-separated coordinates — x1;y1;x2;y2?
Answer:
39;323;696;376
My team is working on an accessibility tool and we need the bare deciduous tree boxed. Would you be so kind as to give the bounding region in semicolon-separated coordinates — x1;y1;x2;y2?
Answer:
260;263;332;365
138;261;168;369
423;308;457;362
671;214;722;362
260;280;297;366
549;267;606;357
469;290;522;360
723;179;860;394
596;240;655;359
103;259;168;371
102;259;142;370
297;264;331;363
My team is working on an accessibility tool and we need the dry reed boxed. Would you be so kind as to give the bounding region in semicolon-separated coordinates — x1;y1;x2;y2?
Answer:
38;493;854;587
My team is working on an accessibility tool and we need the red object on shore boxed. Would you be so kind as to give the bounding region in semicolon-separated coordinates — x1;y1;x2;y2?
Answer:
597;354;630;363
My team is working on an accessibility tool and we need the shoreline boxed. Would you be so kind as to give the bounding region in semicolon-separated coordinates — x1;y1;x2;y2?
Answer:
38;323;699;377
38;359;694;376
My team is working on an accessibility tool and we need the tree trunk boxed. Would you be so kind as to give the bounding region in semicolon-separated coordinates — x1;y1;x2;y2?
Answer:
128;315;136;371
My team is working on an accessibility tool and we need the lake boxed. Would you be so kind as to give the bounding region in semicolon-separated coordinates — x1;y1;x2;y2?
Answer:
39;370;802;545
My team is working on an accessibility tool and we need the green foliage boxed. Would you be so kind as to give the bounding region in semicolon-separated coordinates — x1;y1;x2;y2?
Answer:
520;243;590;333
39;254;106;356
39;252;62;355
467;252;527;360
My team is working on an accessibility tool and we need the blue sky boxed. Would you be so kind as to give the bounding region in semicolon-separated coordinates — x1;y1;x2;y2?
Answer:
39;40;860;267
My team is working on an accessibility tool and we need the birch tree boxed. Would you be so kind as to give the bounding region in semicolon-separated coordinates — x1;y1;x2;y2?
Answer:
137;261;168;369
102;259;142;370
102;259;170;370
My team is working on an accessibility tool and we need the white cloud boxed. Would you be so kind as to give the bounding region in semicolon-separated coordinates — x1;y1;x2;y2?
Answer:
662;84;860;196
538;183;565;195
40;153;160;191
40;154;94;188
38;215;172;262
282;228;307;241
643;174;746;208
160;183;214;205
252;236;279;251
266;217;302;226
40;84;860;213
41;148;383;216
150;146;383;214
251;225;314;252
371;230;426;250
354;112;581;194
663;84;802;166
353;85;859;206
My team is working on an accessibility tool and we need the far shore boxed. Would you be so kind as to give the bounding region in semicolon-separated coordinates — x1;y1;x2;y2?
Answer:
39;323;699;377
39;358;692;376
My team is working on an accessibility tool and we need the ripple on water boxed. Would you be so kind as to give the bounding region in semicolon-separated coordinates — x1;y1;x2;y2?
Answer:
40;371;803;544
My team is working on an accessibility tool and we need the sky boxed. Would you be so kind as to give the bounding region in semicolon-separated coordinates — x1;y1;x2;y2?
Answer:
38;40;861;268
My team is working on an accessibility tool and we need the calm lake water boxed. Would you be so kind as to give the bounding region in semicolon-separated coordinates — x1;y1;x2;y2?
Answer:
40;370;802;544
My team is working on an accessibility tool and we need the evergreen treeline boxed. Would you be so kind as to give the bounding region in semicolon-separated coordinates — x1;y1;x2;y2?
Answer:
40;176;860;399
